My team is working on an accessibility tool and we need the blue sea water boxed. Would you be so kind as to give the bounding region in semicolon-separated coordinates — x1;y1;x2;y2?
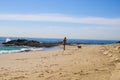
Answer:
0;37;118;54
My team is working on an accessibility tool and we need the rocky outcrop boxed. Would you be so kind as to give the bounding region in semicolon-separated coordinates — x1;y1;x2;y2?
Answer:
2;39;59;47
116;41;120;43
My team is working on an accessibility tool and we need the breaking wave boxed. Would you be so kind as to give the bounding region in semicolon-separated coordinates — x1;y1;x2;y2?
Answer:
0;47;43;54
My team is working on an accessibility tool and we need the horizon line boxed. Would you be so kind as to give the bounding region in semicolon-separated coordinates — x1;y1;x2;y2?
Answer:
0;36;119;41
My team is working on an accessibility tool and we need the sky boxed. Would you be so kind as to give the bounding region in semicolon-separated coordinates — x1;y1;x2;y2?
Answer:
0;0;120;40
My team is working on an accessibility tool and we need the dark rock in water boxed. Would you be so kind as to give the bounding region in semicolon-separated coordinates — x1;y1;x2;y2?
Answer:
2;39;59;47
116;41;120;43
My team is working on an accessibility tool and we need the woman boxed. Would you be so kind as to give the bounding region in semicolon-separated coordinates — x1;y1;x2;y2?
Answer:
63;37;67;50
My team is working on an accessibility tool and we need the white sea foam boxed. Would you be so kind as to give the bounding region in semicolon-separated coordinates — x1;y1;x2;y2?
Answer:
0;47;43;54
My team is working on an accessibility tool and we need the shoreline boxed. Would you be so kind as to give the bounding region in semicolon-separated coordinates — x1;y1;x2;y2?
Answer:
0;44;120;80
0;46;62;54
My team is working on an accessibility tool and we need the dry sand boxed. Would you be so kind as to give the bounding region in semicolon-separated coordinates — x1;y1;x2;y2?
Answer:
0;44;120;80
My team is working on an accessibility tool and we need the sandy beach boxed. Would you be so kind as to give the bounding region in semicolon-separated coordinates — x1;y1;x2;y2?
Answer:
0;44;120;80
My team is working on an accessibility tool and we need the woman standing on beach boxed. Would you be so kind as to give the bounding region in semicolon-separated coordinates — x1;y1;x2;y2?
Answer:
63;37;67;50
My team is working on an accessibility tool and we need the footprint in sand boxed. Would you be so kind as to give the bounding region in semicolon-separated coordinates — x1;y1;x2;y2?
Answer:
74;70;89;75
15;58;28;61
38;73;44;78
9;76;27;80
50;64;59;67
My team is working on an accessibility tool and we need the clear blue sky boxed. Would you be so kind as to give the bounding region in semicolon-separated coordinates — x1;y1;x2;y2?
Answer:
0;0;120;40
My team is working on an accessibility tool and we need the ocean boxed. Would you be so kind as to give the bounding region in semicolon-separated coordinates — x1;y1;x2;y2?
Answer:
0;37;118;54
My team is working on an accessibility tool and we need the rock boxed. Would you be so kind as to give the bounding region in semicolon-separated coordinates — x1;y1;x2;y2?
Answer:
116;41;120;43
2;39;59;47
